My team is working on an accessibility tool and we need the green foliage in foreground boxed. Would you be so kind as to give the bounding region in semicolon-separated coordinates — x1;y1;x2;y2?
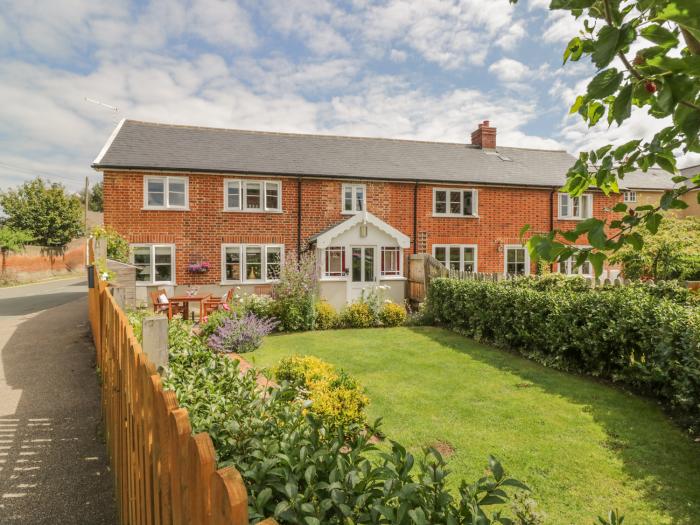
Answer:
0;226;33;273
427;276;700;433
254;327;700;524
611;215;700;280
161;320;543;524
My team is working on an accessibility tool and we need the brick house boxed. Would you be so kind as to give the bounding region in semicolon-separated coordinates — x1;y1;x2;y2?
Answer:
92;119;674;308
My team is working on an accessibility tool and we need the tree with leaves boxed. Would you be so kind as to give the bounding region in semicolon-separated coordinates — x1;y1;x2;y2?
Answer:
510;0;700;276
0;226;33;275
80;181;103;212
0;178;83;265
611;214;700;279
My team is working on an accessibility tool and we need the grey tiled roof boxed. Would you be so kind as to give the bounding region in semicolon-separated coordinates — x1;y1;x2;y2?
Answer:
92;119;677;189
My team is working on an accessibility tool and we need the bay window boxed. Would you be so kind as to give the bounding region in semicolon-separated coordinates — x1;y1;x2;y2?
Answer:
221;244;284;283
144;176;188;210
224;180;282;212
131;244;175;284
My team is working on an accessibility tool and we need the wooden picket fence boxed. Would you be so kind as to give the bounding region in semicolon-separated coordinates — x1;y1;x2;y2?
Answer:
87;240;276;525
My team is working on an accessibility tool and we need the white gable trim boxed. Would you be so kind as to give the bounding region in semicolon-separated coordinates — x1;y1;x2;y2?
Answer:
93;118;126;166
314;211;410;249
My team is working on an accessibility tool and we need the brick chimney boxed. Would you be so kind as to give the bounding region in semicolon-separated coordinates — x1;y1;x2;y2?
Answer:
471;120;496;149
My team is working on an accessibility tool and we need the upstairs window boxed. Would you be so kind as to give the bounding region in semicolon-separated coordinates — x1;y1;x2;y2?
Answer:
225;180;282;212
433;189;477;217
342;184;365;213
623;191;637;203
324;246;346;277
381;247;401;276
558;193;593;219
433;245;477;272
131;244;175;284
144;176;188;210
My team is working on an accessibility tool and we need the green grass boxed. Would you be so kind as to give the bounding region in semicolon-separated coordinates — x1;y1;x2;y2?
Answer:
251;326;700;525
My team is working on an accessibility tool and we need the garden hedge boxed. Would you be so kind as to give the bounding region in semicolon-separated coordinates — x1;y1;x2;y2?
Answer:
427;276;700;432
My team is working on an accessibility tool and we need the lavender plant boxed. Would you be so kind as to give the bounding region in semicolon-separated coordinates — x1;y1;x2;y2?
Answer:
207;312;278;354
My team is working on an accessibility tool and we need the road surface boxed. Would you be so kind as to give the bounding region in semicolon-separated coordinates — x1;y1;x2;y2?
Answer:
0;277;117;524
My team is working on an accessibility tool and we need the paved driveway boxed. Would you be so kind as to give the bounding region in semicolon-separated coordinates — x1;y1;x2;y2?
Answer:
0;277;117;524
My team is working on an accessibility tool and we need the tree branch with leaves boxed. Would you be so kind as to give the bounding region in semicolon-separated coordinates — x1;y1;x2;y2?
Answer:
510;0;700;276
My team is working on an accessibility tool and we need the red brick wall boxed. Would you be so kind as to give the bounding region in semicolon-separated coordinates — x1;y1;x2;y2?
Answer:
103;170;622;282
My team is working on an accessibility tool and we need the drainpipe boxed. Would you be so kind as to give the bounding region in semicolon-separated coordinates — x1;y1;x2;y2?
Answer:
297;176;302;262
413;182;418;254
549;188;556;272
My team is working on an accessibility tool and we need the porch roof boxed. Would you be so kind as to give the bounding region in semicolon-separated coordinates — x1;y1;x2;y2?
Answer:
310;212;411;249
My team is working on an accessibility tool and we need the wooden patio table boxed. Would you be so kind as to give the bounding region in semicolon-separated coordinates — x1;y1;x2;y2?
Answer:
168;293;212;322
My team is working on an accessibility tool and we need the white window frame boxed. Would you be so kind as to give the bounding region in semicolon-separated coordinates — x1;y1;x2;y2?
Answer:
130;244;176;285
220;244;285;284
380;246;404;278
504;244;530;276
143;176;189;210
432;244;478;273
224;179;283;212
558;246;593;276
323;246;347;280
341;184;366;214
432;188;478;217
558;193;593;220
623;191;637;203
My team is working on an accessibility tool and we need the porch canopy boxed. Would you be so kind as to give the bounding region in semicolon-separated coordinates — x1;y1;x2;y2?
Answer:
310;211;411;250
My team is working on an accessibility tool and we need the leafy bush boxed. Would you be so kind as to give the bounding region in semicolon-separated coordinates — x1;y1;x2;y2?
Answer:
427;277;700;432
207;312;278;354
379;302;407;327
272;253;318;331
92;225;129;263
162;322;544;524
274;355;368;431
199;308;232;339
340;301;376;328
236;292;275;319
314;301;339;330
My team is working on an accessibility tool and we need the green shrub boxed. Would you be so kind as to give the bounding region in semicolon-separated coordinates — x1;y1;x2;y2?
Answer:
379;301;407;327
274;355;368;431
236;292;275;318
340;301;376;328
427;277;700;432
314;301;339;330
199;308;232;339
92;225;129;262
272;254;318;331
162;323;544;524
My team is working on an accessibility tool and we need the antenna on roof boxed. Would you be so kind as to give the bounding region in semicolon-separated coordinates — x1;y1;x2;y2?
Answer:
84;97;119;112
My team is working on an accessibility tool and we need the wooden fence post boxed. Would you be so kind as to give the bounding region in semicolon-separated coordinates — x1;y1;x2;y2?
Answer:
210;467;249;525
142;316;169;372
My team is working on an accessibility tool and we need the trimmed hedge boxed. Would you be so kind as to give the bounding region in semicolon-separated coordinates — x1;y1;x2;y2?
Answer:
427;277;700;432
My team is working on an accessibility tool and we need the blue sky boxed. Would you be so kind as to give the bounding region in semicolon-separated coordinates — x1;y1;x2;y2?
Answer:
0;0;696;192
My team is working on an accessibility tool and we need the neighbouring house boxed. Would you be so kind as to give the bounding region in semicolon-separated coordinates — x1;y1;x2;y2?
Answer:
92;119;678;309
621;163;699;217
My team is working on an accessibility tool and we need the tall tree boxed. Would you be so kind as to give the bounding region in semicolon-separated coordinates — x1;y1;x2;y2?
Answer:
0;178;83;259
510;0;700;276
80;181;103;212
0;226;33;275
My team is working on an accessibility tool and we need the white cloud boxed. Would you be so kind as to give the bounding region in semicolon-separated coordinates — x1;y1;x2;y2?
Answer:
389;49;408;63
489;58;533;83
542;10;581;43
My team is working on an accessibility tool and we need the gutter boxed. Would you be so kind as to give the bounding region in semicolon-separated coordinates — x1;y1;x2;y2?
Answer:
297;176;302;263
413;182;418;254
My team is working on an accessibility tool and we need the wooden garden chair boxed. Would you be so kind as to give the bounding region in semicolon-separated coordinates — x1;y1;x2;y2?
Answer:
149;289;186;320
201;288;235;318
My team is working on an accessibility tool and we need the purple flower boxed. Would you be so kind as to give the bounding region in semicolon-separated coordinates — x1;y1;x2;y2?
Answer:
207;312;279;353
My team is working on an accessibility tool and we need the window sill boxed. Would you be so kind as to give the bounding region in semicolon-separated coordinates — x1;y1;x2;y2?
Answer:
341;210;362;215
379;275;406;281
320;276;347;282
220;280;280;285
557;217;590;221
136;281;176;287
223;209;283;214
142;207;190;212
432;213;479;219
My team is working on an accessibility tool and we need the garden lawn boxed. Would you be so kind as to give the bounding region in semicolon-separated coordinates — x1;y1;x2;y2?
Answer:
251;326;700;525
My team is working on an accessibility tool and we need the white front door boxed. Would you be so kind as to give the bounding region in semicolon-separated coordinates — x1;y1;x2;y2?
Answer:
348;246;376;302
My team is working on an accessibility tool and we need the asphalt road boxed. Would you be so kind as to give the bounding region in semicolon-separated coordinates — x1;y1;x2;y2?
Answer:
0;277;117;524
